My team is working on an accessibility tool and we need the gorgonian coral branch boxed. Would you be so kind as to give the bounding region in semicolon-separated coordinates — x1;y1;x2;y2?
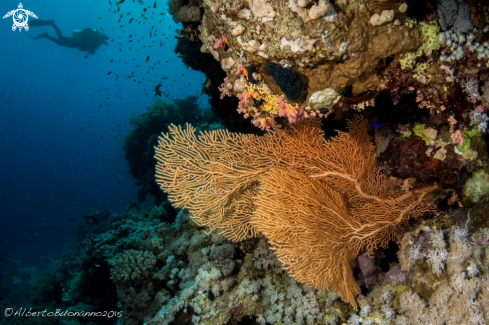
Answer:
154;117;436;307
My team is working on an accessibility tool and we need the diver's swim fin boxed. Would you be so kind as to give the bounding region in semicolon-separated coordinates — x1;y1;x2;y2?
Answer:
27;32;48;40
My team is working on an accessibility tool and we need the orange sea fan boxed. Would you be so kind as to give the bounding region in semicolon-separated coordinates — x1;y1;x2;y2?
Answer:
154;117;437;307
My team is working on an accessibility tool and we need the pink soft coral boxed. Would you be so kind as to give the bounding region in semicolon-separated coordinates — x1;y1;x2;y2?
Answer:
213;38;225;49
451;130;463;146
448;116;457;125
448;116;457;133
218;82;233;99
276;96;299;124
237;92;252;113
251;117;280;131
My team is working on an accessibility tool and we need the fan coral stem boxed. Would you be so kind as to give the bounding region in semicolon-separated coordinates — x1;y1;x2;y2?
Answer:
312;171;436;204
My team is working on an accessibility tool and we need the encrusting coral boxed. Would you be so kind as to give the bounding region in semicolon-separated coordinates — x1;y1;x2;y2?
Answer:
154;117;437;307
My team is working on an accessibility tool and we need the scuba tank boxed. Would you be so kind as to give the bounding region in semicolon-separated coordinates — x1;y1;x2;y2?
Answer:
72;29;97;37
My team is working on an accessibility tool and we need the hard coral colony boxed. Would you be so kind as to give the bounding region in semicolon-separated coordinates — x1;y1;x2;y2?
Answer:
112;0;489;323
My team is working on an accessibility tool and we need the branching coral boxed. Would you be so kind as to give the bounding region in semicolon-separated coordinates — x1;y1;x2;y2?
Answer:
154;117;437;307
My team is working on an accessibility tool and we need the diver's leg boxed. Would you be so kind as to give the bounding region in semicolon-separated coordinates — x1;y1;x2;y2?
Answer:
27;32;63;46
49;21;65;39
44;35;63;46
28;19;65;44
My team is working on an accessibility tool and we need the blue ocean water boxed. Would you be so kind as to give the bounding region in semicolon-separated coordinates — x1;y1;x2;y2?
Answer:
0;0;206;262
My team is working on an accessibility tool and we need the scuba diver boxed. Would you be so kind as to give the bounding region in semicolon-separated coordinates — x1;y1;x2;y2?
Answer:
27;19;108;58
154;82;162;97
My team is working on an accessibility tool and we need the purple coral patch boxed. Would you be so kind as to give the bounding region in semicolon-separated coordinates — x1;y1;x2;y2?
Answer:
358;255;376;277
449;210;469;228
384;264;408;283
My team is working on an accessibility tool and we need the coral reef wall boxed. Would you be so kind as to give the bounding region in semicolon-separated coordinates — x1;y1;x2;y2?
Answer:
46;201;489;325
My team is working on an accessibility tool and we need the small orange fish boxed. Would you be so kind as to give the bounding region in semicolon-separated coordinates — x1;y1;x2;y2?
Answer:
205;79;211;89
116;0;125;4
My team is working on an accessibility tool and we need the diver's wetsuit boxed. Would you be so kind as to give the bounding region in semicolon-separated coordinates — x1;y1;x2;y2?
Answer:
28;19;107;57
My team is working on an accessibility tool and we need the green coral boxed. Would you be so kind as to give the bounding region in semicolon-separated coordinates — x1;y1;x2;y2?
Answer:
364;313;390;325
464;127;482;138
401;130;412;137
413;63;428;74
398;125;411;137
399;21;440;70
454;127;482;154
433;214;453;230
455;136;470;154
399;52;416;70
412;63;431;81
464;170;489;204
416;22;440;57
413;123;431;145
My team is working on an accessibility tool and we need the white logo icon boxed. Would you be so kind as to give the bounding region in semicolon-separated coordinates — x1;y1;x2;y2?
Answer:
3;3;38;32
